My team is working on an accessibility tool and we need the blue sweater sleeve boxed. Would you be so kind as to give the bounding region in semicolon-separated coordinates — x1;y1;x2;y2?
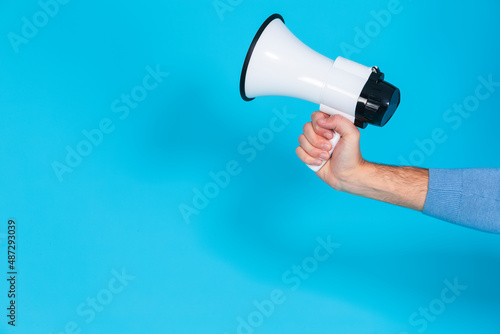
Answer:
423;168;500;233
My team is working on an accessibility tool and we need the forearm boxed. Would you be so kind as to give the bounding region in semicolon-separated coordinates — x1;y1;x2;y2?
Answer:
336;162;429;211
299;112;499;233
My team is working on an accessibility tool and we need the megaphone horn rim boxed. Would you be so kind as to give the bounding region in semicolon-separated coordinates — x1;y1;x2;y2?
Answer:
240;13;285;102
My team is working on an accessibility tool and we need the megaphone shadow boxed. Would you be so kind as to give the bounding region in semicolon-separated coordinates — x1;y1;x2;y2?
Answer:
134;83;498;323
115;85;260;180
192;147;500;324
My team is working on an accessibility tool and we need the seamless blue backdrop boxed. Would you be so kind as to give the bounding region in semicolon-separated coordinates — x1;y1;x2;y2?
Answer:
0;0;499;333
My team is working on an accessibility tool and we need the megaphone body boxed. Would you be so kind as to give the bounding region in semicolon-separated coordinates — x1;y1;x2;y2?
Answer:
240;14;400;172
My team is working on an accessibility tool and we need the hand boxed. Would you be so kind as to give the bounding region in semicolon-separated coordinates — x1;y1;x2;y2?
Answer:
296;111;428;211
296;111;366;192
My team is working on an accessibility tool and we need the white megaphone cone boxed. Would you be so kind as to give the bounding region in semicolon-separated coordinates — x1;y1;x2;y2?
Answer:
240;14;400;172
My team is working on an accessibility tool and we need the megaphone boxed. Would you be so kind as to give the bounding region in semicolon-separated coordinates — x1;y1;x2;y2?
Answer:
240;14;400;172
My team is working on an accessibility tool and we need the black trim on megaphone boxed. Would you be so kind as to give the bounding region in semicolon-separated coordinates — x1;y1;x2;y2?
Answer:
240;14;285;102
355;67;401;127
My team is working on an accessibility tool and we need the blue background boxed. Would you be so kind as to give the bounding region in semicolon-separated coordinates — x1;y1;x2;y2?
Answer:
1;0;499;333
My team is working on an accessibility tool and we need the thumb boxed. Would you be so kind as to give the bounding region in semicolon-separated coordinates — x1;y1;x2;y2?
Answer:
317;114;360;141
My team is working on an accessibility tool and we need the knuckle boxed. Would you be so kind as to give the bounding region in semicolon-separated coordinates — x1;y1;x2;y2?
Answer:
310;135;322;148
313;148;324;158
307;156;319;165
298;134;305;144
311;111;320;120
331;114;342;122
295;146;302;156
302;122;311;133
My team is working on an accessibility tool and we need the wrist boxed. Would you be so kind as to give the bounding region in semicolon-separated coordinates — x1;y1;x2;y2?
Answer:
335;159;374;195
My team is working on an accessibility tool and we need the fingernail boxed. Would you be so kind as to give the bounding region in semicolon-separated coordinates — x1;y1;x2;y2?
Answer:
325;132;333;139
320;152;330;160
314;159;323;166
318;118;326;124
322;143;330;150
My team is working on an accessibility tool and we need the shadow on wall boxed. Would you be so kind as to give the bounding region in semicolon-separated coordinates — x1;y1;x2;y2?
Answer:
190;157;500;320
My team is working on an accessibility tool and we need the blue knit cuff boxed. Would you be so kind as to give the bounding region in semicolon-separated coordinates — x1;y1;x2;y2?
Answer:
423;169;463;224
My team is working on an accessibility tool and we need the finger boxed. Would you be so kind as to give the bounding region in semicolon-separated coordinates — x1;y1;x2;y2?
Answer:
298;134;331;161
311;110;329;125
303;123;333;151
311;111;334;139
317;114;360;141
296;146;323;166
